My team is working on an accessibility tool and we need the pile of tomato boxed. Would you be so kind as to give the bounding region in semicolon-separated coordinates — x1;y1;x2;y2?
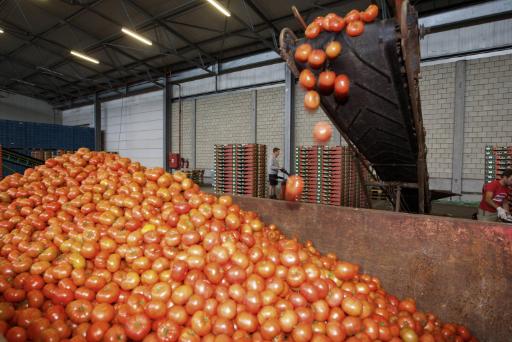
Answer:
0;148;476;342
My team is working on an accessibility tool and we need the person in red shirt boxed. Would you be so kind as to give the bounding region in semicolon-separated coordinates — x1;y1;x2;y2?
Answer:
478;169;512;222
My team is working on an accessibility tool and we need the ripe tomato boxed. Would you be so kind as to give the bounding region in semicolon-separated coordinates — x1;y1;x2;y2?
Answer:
285;176;304;201
304;90;320;111
66;299;93;324
124;314;151;341
317;71;336;94
345;9;360;23
362;4;379;23
329;17;345;32
305;23;321;39
299;69;317;90
295;44;313;63
334;74;350;99
313;121;333;144
308;50;326;69
346;20;365;37
325;41;342;59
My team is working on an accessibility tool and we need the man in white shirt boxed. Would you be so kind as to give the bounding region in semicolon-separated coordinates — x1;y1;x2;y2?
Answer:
268;147;281;199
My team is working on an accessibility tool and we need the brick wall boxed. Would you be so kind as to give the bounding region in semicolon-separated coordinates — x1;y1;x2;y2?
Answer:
420;63;455;180
256;86;285;168
294;85;342;147
464;55;512;181
171;99;194;167
195;91;253;169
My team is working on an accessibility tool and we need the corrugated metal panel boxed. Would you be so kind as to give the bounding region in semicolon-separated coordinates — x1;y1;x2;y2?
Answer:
101;91;164;167
421;18;512;59
62;105;94;127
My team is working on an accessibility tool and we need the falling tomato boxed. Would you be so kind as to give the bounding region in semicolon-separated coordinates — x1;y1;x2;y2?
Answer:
313;121;333;144
299;69;317;90
345;9;360;23
285;176;304;201
305;23;321;40
304;90;320;111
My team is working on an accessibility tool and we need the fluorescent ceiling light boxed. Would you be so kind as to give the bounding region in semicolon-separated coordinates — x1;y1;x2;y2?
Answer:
70;50;99;64
205;0;231;17
121;27;153;46
0;28;4;34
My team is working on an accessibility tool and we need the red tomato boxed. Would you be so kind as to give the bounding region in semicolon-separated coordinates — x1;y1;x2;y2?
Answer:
346;20;365;37
345;9;360;23
334;74;350;99
313;121;333;144
362;4;379;23
124;314;151;341
317;71;336;94
325;41;342;59
304;90;320;111
285;176;304;201
305;23;321;40
308;50;326;69
299;69;317;90
295;44;313;64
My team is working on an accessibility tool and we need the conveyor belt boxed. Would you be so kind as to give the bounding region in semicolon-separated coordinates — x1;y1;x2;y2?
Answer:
1;147;43;177
280;1;431;213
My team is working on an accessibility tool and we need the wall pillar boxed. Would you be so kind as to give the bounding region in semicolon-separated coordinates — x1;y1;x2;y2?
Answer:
163;74;172;171
284;68;295;173
452;60;466;194
251;90;257;144
94;93;102;151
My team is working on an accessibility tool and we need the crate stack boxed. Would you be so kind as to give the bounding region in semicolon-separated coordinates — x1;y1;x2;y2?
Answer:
183;169;205;186
213;144;266;197
294;145;368;208
484;145;512;183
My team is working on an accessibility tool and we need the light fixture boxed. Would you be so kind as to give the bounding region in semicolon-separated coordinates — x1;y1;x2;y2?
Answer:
70;50;100;64
205;0;231;17
0;28;4;34
121;27;153;46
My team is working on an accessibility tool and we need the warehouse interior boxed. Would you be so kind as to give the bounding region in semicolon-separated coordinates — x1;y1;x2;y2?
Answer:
0;0;511;341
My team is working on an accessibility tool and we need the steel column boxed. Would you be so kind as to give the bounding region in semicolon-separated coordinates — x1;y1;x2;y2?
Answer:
192;99;197;169
94;93;102;151
284;67;295;174
251;90;257;144
451;60;466;194
163;74;172;171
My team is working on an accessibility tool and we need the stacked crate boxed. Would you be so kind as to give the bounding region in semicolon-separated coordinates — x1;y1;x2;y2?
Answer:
213;144;266;197
295;145;368;208
183;169;205;186
484;145;512;183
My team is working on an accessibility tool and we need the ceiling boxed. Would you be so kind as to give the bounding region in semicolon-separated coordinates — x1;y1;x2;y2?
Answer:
0;0;487;107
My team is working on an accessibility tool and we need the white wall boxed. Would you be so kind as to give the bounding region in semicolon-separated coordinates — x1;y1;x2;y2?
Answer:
0;93;61;124
62;91;164;167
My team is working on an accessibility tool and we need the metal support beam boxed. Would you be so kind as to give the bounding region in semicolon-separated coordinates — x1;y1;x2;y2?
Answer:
451;60;466;195
192;99;197;169
163;73;172;171
94;93;102;151
284;67;295;174
251;90;257;144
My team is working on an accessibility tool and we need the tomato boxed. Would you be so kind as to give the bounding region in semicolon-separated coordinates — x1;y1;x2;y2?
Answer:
292;322;313;342
304;90;320;111
86;321;110;342
308;50;326;69
103;325;127;342
313;121;333;144
295;44;313;63
329;17;345;32
66;299;93;324
6;326;27;342
346;20;365;37
91;303;115;323
299;69;316;90
325;41;342;59
285;175;304;201
362;4;379;23
305;23;321;39
345;9;360;23
401;327;419;342
334;74;350;99
317;71;336;94
124;314;151;341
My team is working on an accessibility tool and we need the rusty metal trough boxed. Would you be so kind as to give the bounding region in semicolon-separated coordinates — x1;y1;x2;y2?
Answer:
234;196;512;341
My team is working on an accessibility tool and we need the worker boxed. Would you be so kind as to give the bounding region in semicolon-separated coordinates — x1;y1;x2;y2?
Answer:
477;169;512;222
268;147;285;199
